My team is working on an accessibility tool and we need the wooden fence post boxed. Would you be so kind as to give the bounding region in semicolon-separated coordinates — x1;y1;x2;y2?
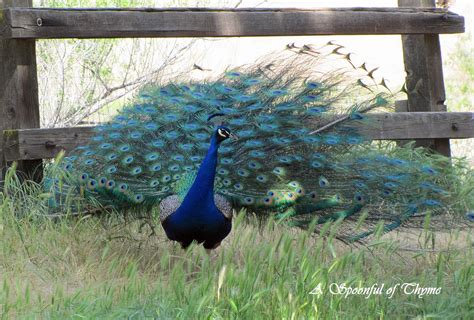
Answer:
0;0;42;184
398;0;451;156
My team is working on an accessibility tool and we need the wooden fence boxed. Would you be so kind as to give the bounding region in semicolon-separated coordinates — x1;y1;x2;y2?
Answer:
1;0;473;183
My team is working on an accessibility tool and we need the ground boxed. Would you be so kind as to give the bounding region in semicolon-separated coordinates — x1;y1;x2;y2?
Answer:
0;209;472;319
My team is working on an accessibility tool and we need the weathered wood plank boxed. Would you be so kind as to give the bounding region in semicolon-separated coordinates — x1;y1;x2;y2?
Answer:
357;112;473;140
3;112;473;161
399;0;451;156
3;126;94;161
0;0;42;182
0;7;464;39
400;0;441;113
424;32;451;156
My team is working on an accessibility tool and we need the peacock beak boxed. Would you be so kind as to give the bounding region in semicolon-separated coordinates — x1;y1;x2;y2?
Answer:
229;132;239;141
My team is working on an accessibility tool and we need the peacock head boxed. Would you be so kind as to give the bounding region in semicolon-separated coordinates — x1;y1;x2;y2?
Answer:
214;126;237;144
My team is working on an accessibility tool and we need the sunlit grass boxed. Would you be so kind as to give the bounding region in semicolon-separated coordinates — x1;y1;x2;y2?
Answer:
0;168;473;319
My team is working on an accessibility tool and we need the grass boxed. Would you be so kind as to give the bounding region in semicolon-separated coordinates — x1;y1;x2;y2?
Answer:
0;211;472;318
0;162;473;319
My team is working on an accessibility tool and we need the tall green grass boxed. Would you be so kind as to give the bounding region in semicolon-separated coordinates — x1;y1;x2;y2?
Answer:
0;164;473;319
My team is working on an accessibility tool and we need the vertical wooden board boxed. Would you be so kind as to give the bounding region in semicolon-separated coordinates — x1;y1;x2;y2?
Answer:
424;33;450;154
0;0;42;183
399;33;433;149
424;34;447;108
400;34;433;112
399;0;436;113
398;0;451;156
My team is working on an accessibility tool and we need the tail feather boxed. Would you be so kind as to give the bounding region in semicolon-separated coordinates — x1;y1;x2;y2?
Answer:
47;43;453;240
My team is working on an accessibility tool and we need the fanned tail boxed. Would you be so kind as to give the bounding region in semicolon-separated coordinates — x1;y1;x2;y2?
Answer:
45;42;455;241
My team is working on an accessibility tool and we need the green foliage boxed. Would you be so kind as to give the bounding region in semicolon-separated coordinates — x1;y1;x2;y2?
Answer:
33;0;207;128
445;32;473;113
33;0;240;127
444;31;474;164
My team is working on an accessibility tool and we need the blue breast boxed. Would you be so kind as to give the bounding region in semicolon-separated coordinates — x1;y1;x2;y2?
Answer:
161;129;232;248
163;204;231;247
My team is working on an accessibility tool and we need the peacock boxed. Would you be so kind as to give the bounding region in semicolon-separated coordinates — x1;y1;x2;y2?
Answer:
47;42;452;248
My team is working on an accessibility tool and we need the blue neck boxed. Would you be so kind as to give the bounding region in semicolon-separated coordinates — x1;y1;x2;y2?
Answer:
181;134;220;207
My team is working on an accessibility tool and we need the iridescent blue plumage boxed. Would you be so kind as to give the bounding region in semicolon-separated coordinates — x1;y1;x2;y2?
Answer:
161;127;233;249
48;43;452;244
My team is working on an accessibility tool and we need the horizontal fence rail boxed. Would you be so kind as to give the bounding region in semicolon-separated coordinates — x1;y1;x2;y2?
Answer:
3;111;473;162
0;3;469;185
0;7;465;39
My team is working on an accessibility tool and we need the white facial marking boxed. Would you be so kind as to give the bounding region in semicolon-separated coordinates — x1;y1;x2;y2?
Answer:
218;128;229;137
